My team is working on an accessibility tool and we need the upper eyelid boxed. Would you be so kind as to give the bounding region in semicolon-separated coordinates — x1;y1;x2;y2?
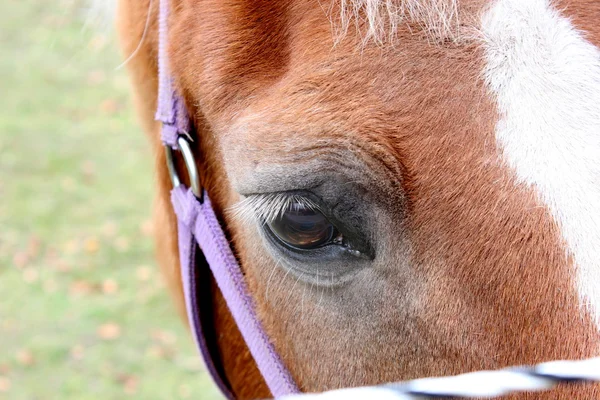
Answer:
228;193;320;225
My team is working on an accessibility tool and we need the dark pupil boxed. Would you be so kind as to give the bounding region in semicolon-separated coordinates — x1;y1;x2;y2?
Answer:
268;203;335;250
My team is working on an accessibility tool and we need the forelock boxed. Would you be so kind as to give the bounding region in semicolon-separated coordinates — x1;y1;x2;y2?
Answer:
337;0;460;43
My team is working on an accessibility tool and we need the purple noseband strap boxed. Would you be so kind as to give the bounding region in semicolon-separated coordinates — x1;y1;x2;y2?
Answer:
155;0;299;397
171;187;299;397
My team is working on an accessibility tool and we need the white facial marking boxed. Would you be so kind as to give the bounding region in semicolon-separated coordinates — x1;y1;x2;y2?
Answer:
482;0;600;328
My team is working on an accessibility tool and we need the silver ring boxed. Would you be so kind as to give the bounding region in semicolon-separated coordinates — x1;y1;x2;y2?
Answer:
165;136;201;198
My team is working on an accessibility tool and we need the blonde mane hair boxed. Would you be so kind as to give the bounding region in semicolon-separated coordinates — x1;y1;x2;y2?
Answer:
338;0;460;43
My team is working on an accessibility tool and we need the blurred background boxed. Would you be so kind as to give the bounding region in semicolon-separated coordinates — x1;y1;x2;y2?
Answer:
0;1;221;398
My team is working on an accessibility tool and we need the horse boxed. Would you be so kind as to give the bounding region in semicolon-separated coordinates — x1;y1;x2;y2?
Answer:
116;0;600;398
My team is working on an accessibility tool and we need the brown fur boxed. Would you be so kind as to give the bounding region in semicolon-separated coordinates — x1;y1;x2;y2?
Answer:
118;0;600;398
558;0;600;46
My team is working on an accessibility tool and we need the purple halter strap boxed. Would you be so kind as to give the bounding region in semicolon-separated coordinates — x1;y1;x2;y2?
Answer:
155;0;299;397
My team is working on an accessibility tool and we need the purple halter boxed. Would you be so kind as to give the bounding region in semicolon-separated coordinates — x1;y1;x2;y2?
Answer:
154;0;299;397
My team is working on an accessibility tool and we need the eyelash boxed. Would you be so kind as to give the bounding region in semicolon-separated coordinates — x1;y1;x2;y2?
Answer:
229;193;320;225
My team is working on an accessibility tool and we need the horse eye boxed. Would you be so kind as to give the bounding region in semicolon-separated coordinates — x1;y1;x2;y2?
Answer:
267;202;336;250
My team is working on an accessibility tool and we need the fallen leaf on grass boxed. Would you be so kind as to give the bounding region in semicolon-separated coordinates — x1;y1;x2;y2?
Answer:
140;219;154;236
45;247;58;260
0;320;16;332
145;345;174;360
15;349;35;367
70;344;85;361
116;374;139;395
87;70;106;85
178;384;192;399
13;252;29;269
63;239;80;255
81;160;95;173
114;236;130;252
146;345;164;359
84;237;100;254
69;280;96;296
22;268;39;284
97;323;121;340
81;161;96;184
27;236;41;258
101;221;118;237
101;279;119;295
43;279;58;294
13;237;42;269
135;266;151;281
53;259;71;273
0;376;10;392
61;177;76;192
100;99;119;115
151;330;177;346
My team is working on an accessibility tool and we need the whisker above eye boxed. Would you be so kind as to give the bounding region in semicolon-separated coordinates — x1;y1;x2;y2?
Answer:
228;193;319;225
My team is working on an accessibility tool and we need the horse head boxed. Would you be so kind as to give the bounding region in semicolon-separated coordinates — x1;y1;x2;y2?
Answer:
117;0;600;397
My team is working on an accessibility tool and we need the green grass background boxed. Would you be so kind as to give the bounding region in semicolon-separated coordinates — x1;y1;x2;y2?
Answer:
0;1;221;398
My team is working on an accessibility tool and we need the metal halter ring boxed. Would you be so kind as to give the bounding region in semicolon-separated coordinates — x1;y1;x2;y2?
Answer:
165;135;202;199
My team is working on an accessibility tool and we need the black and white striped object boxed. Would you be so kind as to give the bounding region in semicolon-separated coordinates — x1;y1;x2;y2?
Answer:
281;357;600;399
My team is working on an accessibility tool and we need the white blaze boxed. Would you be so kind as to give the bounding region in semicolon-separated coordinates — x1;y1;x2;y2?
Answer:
482;0;600;327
